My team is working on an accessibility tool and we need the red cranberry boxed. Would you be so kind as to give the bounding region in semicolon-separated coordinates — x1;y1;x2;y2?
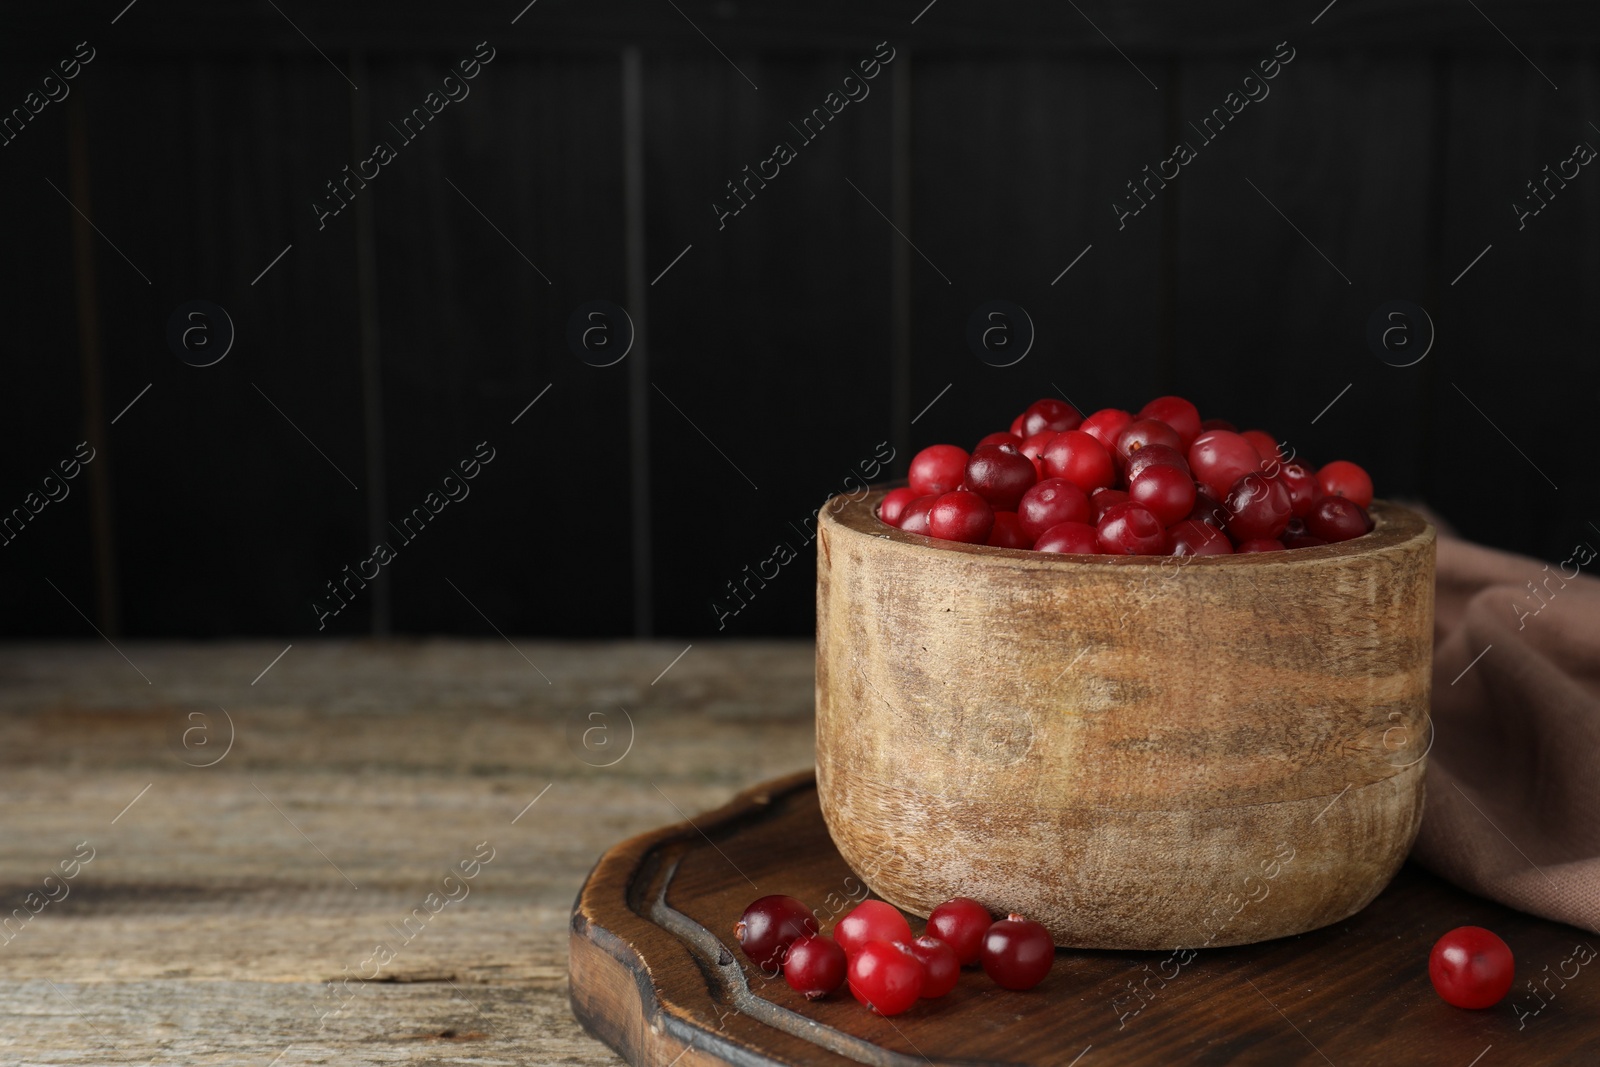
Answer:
735;895;819;971
1167;518;1233;556
1188;488;1227;527
1306;496;1368;542
1080;408;1133;450
1123;443;1190;482
783;934;847;999
1236;538;1286;552
1009;413;1026;437
980;913;1054;991
1019;398;1082;437
1138;396;1202;449
1034;521;1101;554
1127;464;1196;526
909;444;968;498
907;936;960;998
1199;417;1237;433
976;431;1022;450
897;496;936;535
926;897;992;966
1114;418;1182;463
1018;430;1055;474
1041;430;1115;494
1224;472;1293;542
965;446;1037;511
834;900;913;957
1017;478;1091;541
847;940;924;1016
1241;429;1281;465
1188;430;1263;499
1097;502;1168;555
987;511;1032;549
1090;488;1129;523
878;487;919;527
1429;926;1515;1010
1277;462;1320;517
928;491;994;544
1317;460;1373;509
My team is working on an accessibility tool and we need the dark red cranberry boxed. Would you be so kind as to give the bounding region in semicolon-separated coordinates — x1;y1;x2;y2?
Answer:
965;446;1037;511
1306;496;1368;542
1114;418;1182;463
909;444;969;498
847;940;924;1015
783;934;847;999
980;913;1054;991
1090;488;1129;523
1080;408;1133;451
907;936;960;998
1041;430;1115;494
1167;518;1233;556
1199;417;1237;433
898;496;937;535
1188;430;1263;500
1138;396;1202;449
1224;472;1293;542
735;895;819;971
835;900;914;957
1019;398;1082;437
928;491;994;544
926;897;992;967
1188;487;1227;527
1033;521;1100;554
987;511;1032;549
878;487;919;527
1097;502;1168;555
1123;443;1191;482
1127;464;1196;526
1017;478;1092;542
976;431;1022;450
1277;463;1320;517
1241;429;1280;465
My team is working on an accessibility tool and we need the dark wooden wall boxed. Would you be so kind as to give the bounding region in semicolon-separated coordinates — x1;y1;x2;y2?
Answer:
3;1;1598;640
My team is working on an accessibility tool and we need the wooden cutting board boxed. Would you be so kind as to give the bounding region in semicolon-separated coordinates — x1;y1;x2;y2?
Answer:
569;771;1600;1066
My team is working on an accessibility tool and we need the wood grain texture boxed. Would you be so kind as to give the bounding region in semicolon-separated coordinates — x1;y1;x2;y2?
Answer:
816;490;1436;949
571;770;1600;1067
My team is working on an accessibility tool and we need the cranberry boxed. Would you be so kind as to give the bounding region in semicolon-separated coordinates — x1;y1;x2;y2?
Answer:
976;431;1022;450
987;511;1032;549
1123;443;1190;482
1317;460;1374;509
1019;398;1082;437
1241;429;1281;465
1138;396;1201;449
1097;502;1168;555
909;444;969;498
926;897;992;966
1188;487;1227;527
734;895;819;971
1090;488;1129;523
928;491;994;544
965;446;1037;511
834;900;913;957
1009;413;1026;438
897;496;936;535
907;936;960;998
1306;496;1368;543
1236;538;1285;552
1224;472;1292;542
1041;430;1115;494
1277;462;1320;517
1017;478;1091;541
783;934;847;999
847;940;925;1016
1429;926;1514;1010
1127;464;1196;526
980;913;1054;991
1034;521;1101;554
1188;430;1263;499
878;487;919;527
1018;430;1056;473
1199;417;1237;433
1114;418;1182;463
1080;408;1133;450
1167;518;1233;556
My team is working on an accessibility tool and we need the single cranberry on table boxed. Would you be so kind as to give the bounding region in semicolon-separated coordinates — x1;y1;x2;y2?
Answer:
1079;407;1133;450
878;487;919;528
926;897;993;966
1114;418;1183;463
1041;430;1116;494
976;431;1022;450
734;895;819;971
980;914;1055;991
1428;926;1515;1009
1138;396;1202;449
928;491;995;544
909;444;969;498
847;941;926;1016
1127;464;1196;526
1017;478;1092;541
1034;521;1101;554
1276;462;1320;517
1019;397;1083;437
1090;488;1129;523
834;899;914;957
907;936;961;998
1188;430;1263;499
1236;538;1286;552
1167;518;1233;556
897;496;937;535
783;933;848;1000
1097;501;1168;555
1317;460;1374;509
987;511;1032;549
1123;442;1191;482
1306;495;1369;543
1224;472;1293;542
965;446;1038;511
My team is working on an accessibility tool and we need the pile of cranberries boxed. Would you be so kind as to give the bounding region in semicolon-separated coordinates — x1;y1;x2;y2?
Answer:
880;396;1376;555
734;893;1053;1015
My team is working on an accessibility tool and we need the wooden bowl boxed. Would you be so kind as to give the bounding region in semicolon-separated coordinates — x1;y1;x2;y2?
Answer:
814;489;1435;950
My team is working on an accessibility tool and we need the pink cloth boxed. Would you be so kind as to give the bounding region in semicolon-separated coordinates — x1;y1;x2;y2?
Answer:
1415;530;1600;934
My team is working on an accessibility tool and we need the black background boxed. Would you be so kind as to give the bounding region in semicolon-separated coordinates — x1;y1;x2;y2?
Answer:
2;1;1596;641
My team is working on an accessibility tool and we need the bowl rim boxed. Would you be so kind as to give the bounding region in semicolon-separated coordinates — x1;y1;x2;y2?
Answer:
821;486;1434;569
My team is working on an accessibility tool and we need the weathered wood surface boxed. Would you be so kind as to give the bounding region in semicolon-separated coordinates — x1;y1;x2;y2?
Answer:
571;771;1600;1067
0;640;816;1065
817;492;1436;949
